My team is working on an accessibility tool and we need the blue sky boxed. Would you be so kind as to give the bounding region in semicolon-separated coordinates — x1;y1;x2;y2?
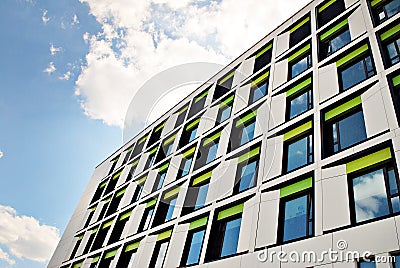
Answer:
0;0;309;267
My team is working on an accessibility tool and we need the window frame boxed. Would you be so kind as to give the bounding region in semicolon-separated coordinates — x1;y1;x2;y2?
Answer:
283;126;314;173
286;81;313;121
180;224;207;266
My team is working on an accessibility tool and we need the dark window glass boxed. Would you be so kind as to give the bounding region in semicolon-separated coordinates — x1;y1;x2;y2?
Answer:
175;106;188;128
340;56;375;91
181;229;206;266
372;0;400;25
250;81;268;104
149;241;169;268
115;249;136;268
290;54;312;79
106;195;123;217
220;218;241;257
281;192;313;242
319;28;351;60
196;137;220;169
285;134;313;172
132;183;143;203
214;73;235;101
108;217;129;244
153;196;177;226
287;88;313;120
145;153;156;170
289;19;311;47
182;180;210;215
131;140;145;160
253;46;272;73
384;37;400;66
317;0;346;28
189;90;208;118
350;164;400;223
325;109;367;156
392;254;400;267
148;127;163;147
138;207;154;232
69;239;82;259
178;155;193;178
179;122;199;148
358;260;376;268
153;172;167;192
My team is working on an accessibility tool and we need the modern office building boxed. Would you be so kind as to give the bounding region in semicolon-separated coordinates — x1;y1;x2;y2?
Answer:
49;0;400;267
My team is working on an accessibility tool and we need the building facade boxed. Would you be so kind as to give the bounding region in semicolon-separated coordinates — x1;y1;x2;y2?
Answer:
49;0;400;267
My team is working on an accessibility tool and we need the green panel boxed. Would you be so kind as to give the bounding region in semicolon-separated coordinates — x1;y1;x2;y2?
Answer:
157;229;172;241
235;111;257;127
219;71;235;85
255;43;273;59
346;148;392;174
155;122;165;132
116;188;127;198
320;19;348;42
195;90;208;103
149;146;158;155
164;187;180;200
164;134;176;146
238;147;261;164
104;197;111;204
126;146;134;152
146;199;157;208
251;71;270;87
183;147;196;158
283;121;312;141
186;118;200;130
138;176;147;184
371;0;387;7
104;249;118;259
288;44;311;63
131;159;139;166
286;77;312;97
290;17;310;33
318;0;336;12
220;95;234;108
217;203;244;220
119;210;132;221
203;132;222;146
189;216;209;230
73;262;83;268
324;96;362;121
92;255;100;263
113;171;122;180
78;235;84;240
336;44;369;67
280;177;313;198
100;180;108;189
125;241;140;252
90;206;97;212
380;23;400;41
139;135;149;144
159;162;169;173
192;171;212;186
112;156;120;162
102;219;114;229
393;74;400;87
91;227;98;234
178;105;188;114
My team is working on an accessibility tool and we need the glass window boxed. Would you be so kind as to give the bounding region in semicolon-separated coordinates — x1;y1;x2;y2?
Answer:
220;217;242;257
195;133;221;169
290;54;311;79
287;88;313;120
153;172;167;192
149;241;169;268
217;104;232;124
116;249;136;268
253;45;272;73
145;153;156;170
194;183;209;210
320;28;351;59
384;37;400;66
289;18;311;47
281;192;313;242
182;229;206;266
179;156;193;178
392;254;400;267
285;134;313;172
373;0;400;25
235;159;258;193
165;198;176;222
250;82;267;104
206;142;219;164
317;0;346;28
189;128;197;142
132;184;143;202
340;56;375;91
358;260;376;268
138;207;154;232
240;121;256;145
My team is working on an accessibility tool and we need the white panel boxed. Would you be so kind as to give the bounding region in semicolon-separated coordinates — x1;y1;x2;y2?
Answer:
172;181;189;219
361;84;389;138
142;170;158;197
90;202;104;225
63;237;77;261
76;230;91;256
102;223;114;247
164;224;190;268
116;165;130;188
199;106;219;135
241;251;281;268
122;204;146;238
269;93;286;130
234;84;251;114
162;113;178;137
255;102;269;137
164;154;182;186
232;62;247;88
348;6;367;40
217;122;232;158
237;196;259;252
275;31;290;57
320;165;347;180
81;259;93;268
135;236;157;268
264;136;284;181
321;171;351;231
344;0;360;9
217;158;238;200
272;59;288;89
241;57;255;79
134;152;148;177
207;255;241;268
118;182;136;210
255;192;279;248
318;63;339;103
79;210;91;231
205;163;222;204
314;180;323;236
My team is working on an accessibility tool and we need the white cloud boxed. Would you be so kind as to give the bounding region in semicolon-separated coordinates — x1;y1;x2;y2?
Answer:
72;14;79;26
83;32;90;44
43;62;56;74
0;151;3;159
59;71;72;81
76;0;310;128
0;205;60;263
49;44;62;56
41;9;50;24
0;248;15;266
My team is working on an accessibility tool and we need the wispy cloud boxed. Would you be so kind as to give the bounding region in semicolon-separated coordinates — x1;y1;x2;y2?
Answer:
41;9;50;25
72;14;79;26
0;151;3;159
0;248;15;266
43;62;56;74
49;44;62;56
59;71;72;81
0;205;60;263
